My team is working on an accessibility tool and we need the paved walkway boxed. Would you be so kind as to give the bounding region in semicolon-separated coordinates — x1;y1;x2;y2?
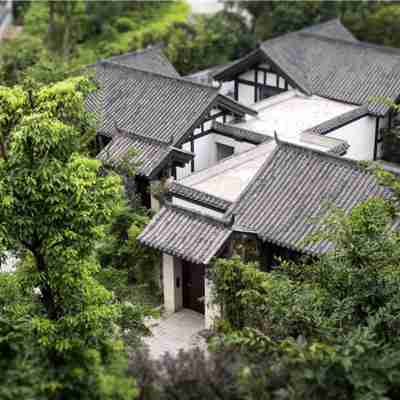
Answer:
143;309;207;359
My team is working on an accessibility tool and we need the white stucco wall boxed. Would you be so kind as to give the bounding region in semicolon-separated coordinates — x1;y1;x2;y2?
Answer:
239;69;255;82
163;254;183;313
238;82;254;106
328;115;376;160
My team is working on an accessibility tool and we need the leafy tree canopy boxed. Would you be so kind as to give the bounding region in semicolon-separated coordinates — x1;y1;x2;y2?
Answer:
0;78;139;399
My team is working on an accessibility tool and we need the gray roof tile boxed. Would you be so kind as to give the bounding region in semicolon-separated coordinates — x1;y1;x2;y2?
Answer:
97;129;193;178
105;46;180;78
138;203;232;264
90;61;220;143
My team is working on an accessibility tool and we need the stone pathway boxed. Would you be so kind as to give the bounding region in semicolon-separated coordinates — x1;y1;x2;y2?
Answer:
143;309;207;359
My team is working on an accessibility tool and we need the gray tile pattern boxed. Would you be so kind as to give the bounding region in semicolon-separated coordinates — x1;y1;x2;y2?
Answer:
139;202;232;264
97;131;172;177
107;46;180;78
90;61;219;142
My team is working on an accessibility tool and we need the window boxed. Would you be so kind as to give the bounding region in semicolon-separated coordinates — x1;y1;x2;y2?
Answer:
216;143;234;161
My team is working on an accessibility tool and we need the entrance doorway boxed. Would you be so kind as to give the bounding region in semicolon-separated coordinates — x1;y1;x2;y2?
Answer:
182;261;205;314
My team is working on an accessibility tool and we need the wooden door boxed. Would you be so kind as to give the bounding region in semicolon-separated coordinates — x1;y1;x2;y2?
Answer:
182;261;205;314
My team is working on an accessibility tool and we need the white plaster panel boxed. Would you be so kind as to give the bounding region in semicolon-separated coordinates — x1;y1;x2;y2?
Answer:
266;72;277;86
259;63;271;70
238;69;255;82
238;82;254;106
163;254;183;313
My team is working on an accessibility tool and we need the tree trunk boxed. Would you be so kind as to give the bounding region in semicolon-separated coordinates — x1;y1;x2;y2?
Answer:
62;1;72;61
33;249;59;320
48;1;55;51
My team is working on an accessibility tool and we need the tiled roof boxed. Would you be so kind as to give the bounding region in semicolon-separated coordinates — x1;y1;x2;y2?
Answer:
213;19;356;82
97;129;193;178
300;18;358;42
229;142;392;255
90;60;256;177
105;46;180;78
138;203;232;264
216;19;400;116
89;61;220;143
166;181;232;212
304;105;369;136
262;32;400;115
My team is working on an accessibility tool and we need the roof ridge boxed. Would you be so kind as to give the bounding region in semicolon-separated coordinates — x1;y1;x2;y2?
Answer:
276;138;367;170
299;31;400;56
260;18;344;47
303;105;370;135
99;60;220;93
164;201;232;227
167;181;232;211
107;44;165;61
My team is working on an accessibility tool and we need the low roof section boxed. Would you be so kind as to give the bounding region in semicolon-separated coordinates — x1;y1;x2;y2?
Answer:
139;140;393;263
139;203;233;265
88;61;256;178
97;129;193;179
214;19;400;116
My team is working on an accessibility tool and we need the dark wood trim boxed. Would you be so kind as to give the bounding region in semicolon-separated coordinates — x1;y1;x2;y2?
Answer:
319;113;370;136
189;128;214;142
374;117;380;161
190;132;195;173
254;68;258;103
234;80;239;101
202;110;226;123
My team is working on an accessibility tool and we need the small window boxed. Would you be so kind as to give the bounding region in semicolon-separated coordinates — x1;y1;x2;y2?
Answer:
279;77;286;89
216;143;234;161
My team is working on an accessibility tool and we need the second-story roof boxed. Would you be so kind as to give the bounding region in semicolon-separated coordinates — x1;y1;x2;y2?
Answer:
214;19;400;116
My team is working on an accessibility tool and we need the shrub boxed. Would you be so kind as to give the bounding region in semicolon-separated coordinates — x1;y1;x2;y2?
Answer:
115;17;135;33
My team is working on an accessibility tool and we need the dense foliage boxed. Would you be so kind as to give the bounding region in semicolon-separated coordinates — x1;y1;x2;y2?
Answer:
127;192;400;399
97;205;161;301
227;0;400;45
207;194;400;398
0;78;142;399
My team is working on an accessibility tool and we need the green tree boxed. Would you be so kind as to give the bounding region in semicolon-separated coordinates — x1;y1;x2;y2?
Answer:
0;78;138;399
164;11;256;75
208;195;400;398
